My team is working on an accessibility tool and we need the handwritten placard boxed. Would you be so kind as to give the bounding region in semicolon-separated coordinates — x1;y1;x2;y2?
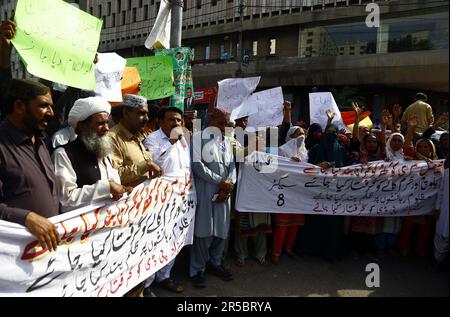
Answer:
247;87;284;128
0;175;196;297
94;53;127;102
12;0;102;90
309;92;350;133
127;56;175;101
217;77;261;114
236;152;444;216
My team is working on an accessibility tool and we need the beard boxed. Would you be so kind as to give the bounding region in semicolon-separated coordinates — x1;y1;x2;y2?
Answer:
80;130;112;159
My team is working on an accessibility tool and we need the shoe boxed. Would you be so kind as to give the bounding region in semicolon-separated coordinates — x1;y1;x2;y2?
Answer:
191;271;206;288
271;255;280;265
143;287;157;297
256;257;269;266
285;250;299;260
157;278;184;293
208;265;233;282
235;257;245;267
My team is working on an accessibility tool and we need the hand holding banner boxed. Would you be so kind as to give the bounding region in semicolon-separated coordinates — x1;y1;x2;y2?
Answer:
309;92;350;133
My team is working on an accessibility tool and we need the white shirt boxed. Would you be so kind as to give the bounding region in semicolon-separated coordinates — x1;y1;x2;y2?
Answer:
143;128;191;177
52;147;121;212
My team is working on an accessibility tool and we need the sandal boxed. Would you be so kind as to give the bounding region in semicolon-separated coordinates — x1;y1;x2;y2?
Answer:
157;278;184;293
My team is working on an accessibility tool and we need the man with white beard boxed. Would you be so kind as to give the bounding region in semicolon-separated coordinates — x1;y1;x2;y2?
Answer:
52;97;132;212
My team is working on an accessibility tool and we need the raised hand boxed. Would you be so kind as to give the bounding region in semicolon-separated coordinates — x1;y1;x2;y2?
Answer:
392;104;402;119
381;110;393;128
283;101;292;112
352;101;362;117
0;19;16;45
433;112;449;129
326;109;335;123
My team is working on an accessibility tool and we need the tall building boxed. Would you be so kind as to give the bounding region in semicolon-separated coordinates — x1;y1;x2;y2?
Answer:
1;0;448;120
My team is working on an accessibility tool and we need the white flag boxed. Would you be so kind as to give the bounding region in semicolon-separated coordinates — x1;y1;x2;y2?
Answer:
145;0;171;50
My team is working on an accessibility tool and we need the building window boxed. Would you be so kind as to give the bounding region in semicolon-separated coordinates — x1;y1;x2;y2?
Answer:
128;0;132;9
205;46;210;60
122;11;126;25
196;0;201;9
139;0;143;8
270;38;276;55
252;41;258;56
144;5;149;20
112;13;116;27
212;0;217;6
133;8;137;22
107;2;111;15
307;39;312;44
98;5;102;16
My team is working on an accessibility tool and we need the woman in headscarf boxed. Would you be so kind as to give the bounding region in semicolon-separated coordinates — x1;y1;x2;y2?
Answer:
271;127;308;264
304;123;323;151
397;138;438;257
299;124;352;262
373;132;407;258
350;115;388;260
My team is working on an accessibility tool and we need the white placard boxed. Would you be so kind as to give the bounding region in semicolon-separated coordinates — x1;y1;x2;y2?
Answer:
247;87;284;128
309;92;350;133
94;53;127;102
217;77;261;114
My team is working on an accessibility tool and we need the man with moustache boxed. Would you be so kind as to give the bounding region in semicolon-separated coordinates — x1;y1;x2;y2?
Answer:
142;106;191;295
109;94;162;188
0;79;60;252
52;97;131;213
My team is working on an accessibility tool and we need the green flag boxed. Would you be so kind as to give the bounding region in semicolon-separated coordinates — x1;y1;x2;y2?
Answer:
11;0;102;90
155;47;194;111
126;56;175;101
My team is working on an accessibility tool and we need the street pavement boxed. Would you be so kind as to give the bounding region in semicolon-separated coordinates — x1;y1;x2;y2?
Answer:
151;247;448;297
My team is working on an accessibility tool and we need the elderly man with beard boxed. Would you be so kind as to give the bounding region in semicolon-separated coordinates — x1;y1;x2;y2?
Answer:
0;79;60;252
52;97;131;212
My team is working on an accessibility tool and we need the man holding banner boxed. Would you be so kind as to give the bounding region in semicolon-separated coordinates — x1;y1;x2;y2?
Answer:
52;97;132;212
143;106;192;294
0;79;60;252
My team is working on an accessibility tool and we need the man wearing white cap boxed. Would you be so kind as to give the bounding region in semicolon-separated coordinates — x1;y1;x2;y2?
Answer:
52;97;131;212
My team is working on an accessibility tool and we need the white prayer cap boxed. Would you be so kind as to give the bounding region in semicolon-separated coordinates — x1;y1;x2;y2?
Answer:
68;97;111;128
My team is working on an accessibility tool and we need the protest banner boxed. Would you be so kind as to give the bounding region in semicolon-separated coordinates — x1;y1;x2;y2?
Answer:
0;174;196;297
247;87;284;128
236;152;444;216
309;92;351;133
217;77;261;114
94;53;127;102
145;0;171;50
155;47;194;111
126;56;175;101
11;0;102;90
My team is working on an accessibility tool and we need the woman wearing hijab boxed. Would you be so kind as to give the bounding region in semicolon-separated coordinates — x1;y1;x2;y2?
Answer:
271;127;308;264
299;124;351;262
397;137;439;257
305;123;323;151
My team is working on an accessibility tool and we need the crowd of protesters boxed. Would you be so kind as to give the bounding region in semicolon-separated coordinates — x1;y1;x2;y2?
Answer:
0;18;448;297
